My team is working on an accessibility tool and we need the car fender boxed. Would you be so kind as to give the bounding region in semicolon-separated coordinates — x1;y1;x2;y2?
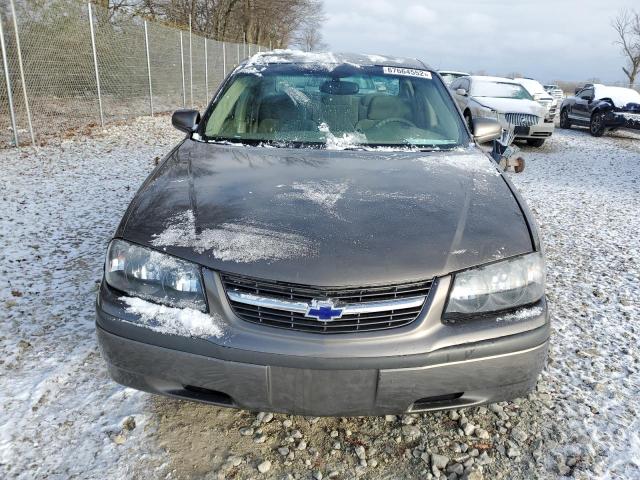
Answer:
560;97;576;113
592;99;614;114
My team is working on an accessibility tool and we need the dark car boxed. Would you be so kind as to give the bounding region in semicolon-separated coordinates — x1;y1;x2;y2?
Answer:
560;84;640;136
96;51;549;416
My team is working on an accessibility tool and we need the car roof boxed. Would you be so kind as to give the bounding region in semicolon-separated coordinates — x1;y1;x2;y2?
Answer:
514;77;542;84
241;49;429;70
467;75;520;84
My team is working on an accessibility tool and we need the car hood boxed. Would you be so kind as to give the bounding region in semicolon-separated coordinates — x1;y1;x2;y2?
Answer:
472;97;546;116
119;141;533;286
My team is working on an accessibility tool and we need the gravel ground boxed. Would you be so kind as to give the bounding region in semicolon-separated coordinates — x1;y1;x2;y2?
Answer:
1;116;639;479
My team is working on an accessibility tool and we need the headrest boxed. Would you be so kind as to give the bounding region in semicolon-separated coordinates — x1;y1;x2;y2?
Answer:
367;95;411;121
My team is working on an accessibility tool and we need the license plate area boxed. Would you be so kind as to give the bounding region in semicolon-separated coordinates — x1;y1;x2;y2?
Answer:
268;367;378;415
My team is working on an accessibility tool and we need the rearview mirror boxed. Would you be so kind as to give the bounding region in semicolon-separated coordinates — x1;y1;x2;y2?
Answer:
574;87;581;94
320;80;359;95
472;117;502;144
533;93;542;101
456;88;468;96
172;109;200;133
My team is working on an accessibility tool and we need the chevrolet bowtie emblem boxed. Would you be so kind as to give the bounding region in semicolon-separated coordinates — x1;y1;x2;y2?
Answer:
305;299;344;321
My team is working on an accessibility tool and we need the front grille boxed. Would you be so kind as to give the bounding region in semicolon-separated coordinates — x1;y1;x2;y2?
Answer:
221;273;433;334
503;113;539;127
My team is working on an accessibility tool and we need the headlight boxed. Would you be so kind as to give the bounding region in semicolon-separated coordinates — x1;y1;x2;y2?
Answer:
480;109;499;121
105;239;206;311
445;252;545;316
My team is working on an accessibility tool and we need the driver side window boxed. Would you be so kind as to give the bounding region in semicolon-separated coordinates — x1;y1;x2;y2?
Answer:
579;88;594;100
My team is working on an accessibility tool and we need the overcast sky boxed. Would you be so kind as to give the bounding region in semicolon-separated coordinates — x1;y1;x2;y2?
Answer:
321;0;638;83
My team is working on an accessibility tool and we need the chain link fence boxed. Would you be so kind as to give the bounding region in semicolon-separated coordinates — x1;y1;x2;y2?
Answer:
0;0;263;148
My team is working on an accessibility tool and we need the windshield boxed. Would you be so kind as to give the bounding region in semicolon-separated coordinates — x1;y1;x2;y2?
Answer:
439;72;466;85
201;64;468;149
472;81;533;100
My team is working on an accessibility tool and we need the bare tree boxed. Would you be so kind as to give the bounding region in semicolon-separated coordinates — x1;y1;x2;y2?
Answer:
95;0;324;48
290;0;327;51
612;9;640;87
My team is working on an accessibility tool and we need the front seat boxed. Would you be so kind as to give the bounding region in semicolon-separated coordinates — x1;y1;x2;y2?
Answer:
356;95;412;131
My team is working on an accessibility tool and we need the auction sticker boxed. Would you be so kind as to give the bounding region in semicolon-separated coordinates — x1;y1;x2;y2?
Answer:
383;66;432;79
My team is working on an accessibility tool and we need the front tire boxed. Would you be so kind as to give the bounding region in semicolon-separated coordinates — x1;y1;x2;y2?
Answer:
590;111;605;137
526;139;545;147
559;109;571;129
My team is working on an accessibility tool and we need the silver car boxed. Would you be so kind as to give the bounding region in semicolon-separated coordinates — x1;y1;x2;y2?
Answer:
450;75;554;147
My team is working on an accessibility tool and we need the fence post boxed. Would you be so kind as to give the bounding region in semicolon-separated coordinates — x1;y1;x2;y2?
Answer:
9;0;34;146
237;43;240;64
243;32;246;58
179;32;185;107
188;15;193;108
204;37;208;101
222;41;226;78
87;3;104;128
0;11;18;147
143;21;153;116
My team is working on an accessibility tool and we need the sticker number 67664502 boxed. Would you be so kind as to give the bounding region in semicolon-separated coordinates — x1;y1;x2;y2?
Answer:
382;66;432;79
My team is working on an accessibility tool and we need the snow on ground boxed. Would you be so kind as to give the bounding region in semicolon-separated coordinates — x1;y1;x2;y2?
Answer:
0;117;639;479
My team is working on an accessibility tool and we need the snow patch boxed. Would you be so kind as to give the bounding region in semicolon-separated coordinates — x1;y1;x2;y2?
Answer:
120;296;225;338
357;190;432;202
151;210;314;263
318;122;367;150
495;305;544;322
415;152;501;176
280;181;349;214
244;49;361;71
594;84;640;108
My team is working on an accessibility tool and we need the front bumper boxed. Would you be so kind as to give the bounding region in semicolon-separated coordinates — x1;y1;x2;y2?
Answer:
97;324;548;416
607;111;640;132
96;270;550;416
513;121;554;140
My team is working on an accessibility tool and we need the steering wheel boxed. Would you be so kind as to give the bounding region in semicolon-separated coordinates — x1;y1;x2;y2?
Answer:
372;117;416;129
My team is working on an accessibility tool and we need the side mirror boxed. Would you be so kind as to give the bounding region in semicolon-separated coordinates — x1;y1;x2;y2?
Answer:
172;109;200;133
472;117;502;144
574;87;581;94
533;93;542;101
456;88;468;96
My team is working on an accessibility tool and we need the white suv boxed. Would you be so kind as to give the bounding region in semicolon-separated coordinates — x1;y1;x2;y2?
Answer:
514;78;558;122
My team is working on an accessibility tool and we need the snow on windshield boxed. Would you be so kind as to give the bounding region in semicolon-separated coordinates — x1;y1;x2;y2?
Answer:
151;210;315;263
473;81;531;100
594;85;640;108
317;123;367;150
